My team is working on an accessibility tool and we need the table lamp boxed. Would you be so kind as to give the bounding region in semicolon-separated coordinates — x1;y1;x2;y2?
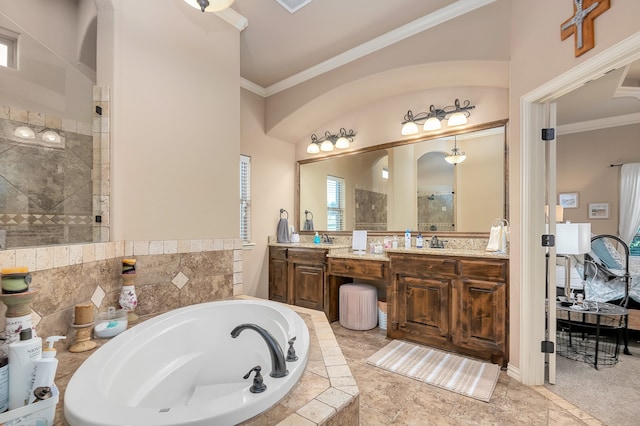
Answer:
556;223;591;298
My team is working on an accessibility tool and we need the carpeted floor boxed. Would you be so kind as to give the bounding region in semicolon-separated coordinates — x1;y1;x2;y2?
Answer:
546;339;640;426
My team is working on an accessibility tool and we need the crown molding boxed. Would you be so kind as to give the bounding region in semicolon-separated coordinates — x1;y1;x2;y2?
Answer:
241;78;267;97
615;85;640;101
216;7;248;31
557;112;640;135
243;0;497;97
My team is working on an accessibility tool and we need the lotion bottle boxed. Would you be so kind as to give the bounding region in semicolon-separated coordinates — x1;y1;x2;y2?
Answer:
404;230;411;249
0;346;7;413
416;233;423;249
8;328;41;409
28;335;65;404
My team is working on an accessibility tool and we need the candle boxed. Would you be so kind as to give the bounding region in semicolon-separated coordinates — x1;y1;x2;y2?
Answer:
122;259;136;274
74;303;94;325
1;266;31;294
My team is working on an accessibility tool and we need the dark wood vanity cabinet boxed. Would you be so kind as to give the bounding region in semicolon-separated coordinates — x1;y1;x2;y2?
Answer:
268;246;327;311
388;254;508;366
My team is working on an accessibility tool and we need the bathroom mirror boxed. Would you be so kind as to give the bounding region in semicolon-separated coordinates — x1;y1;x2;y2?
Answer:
297;120;508;234
0;5;98;249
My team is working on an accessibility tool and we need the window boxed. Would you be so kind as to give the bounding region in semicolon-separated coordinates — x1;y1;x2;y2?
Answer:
240;155;251;242
0;30;18;69
326;175;345;231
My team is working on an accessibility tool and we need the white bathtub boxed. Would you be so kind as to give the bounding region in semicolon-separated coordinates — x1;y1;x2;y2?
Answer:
64;299;310;426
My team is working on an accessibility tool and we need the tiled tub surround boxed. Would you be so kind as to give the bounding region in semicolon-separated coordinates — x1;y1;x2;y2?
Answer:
0;238;243;341
53;297;358;425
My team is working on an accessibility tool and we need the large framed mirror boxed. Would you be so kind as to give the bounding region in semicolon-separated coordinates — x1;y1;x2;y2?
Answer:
297;119;508;235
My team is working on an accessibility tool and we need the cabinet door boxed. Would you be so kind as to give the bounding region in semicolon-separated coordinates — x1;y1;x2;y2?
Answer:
451;278;506;358
293;264;324;311
269;249;288;303
396;275;450;345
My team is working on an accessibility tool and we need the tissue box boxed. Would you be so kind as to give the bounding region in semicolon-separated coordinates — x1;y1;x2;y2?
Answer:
0;384;58;425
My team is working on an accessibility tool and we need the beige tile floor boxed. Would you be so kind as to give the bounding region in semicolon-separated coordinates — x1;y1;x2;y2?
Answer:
331;322;604;426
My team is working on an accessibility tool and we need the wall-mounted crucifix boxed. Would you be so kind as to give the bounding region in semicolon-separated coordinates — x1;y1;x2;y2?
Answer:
561;0;610;57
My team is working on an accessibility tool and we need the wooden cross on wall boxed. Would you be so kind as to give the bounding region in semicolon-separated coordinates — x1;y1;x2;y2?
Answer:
561;0;611;57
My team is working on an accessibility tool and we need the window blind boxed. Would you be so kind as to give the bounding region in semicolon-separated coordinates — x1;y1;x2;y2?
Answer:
240;155;251;242
327;175;345;231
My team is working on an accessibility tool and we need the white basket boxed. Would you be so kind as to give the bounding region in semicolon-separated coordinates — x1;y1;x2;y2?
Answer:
0;384;58;425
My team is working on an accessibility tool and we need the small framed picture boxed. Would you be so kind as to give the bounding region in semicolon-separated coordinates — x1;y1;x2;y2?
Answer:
558;192;579;209
588;203;609;219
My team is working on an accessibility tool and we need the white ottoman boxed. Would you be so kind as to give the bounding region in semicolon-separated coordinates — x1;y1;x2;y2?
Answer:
339;283;378;330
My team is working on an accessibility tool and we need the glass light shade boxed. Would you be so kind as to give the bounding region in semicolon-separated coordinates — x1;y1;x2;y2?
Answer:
444;153;466;164
183;0;235;12
423;117;442;131
41;130;61;143
14;126;35;139
447;112;467;127
320;140;334;152
401;121;419;136
307;143;320;154
335;136;349;149
556;223;591;254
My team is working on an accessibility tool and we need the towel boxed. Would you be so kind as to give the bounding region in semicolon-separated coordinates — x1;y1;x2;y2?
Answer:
303;210;314;231
486;218;509;253
277;209;290;243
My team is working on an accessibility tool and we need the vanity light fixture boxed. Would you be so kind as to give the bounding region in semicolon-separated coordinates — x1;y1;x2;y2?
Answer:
14;126;62;143
444;136;466;165
184;0;235;12
401;99;475;136
307;128;356;154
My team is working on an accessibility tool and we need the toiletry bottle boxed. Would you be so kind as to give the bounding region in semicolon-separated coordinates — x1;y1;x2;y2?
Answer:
404;229;411;249
314;232;320;244
392;235;398;249
416;233;423;249
0;345;7;413
28;336;66;404
8;328;42;409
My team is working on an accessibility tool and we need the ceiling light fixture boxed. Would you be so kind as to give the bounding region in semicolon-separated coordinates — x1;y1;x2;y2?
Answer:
307;128;356;154
444;136;466;165
184;0;236;13
401;99;475;136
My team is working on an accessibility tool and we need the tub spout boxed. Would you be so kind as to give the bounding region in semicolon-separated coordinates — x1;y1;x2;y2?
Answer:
231;324;288;378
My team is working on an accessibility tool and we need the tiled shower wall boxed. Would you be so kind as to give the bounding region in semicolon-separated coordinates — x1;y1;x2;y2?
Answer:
0;86;111;248
0;238;243;346
354;188;387;231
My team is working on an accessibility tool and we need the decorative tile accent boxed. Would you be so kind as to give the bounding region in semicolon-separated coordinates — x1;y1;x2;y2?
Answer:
172;272;189;289
91;286;106;308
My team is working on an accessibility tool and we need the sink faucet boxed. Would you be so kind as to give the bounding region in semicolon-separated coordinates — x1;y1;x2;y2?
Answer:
322;233;333;244
231;324;288;378
430;235;445;249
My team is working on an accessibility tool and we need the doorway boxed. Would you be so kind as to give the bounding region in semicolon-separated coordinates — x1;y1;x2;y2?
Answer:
519;32;640;386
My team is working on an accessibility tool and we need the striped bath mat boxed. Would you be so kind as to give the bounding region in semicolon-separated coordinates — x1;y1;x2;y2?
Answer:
366;340;500;402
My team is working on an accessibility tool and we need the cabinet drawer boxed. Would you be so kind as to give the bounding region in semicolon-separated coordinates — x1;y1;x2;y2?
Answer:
270;247;288;261
459;259;507;282
391;255;458;277
288;248;327;264
329;258;388;279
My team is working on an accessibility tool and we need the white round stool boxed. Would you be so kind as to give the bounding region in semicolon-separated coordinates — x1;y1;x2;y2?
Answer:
339;283;378;330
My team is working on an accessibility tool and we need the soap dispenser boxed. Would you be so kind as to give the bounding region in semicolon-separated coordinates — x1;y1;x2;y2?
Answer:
313;232;321;244
8;328;42;409
29;335;66;403
404;229;411;249
416;233;423;249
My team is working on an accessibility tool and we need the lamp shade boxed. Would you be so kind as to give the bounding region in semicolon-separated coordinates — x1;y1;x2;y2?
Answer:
447;112;467;127
401;121;419;136
184;0;235;12
320;140;334;152
335;136;349;149
14;126;35;139
306;143;320;154
444;153;466;164
42;130;61;143
556;223;591;255
423;117;441;131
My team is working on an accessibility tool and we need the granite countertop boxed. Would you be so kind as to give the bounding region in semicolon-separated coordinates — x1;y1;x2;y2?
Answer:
326;251;389;261
269;242;352;249
385;247;509;259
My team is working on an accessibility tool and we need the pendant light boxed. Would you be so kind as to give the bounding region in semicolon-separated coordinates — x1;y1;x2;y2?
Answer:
444;136;466;165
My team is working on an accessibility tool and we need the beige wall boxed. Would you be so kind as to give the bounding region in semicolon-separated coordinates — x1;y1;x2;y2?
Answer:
97;0;241;242
240;89;295;298
558;124;640;235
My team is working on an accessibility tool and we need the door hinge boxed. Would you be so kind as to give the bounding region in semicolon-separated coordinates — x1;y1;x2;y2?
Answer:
541;340;555;353
541;128;555;141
